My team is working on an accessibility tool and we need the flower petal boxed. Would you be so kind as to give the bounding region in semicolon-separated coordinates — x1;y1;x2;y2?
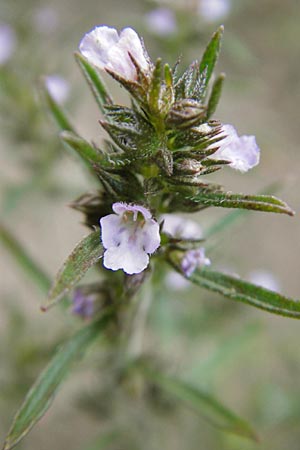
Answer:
212;124;260;172
79;25;119;69
100;214;123;248
103;245;149;275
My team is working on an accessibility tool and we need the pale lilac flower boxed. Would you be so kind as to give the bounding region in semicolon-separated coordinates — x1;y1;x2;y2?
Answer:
181;248;211;277
145;8;177;36
248;270;281;292
45;75;70;104
33;6;59;34
100;203;160;275
162;214;203;239
79;26;150;81
211;124;260;173
198;0;231;23
72;288;96;319
0;24;16;65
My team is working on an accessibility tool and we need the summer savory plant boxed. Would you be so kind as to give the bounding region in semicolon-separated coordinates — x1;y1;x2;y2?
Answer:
3;24;300;450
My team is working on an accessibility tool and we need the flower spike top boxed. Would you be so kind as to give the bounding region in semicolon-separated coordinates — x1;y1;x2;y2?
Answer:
100;203;161;275
79;25;150;81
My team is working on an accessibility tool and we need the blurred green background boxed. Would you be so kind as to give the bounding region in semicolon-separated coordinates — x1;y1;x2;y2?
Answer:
1;0;300;449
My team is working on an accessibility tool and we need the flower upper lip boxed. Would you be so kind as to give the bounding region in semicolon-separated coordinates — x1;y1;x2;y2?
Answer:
79;25;150;81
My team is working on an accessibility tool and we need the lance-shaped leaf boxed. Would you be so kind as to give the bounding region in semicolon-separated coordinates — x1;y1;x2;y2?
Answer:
168;253;300;319
199;26;224;98
39;78;74;132
42;231;103;311
205;182;284;238
3;314;112;450
60;130;111;170
141;367;257;441
189;190;294;216
148;58;162;113
75;52;113;114
206;72;225;119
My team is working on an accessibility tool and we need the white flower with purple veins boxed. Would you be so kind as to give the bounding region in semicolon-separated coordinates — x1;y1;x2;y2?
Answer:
100;203;160;275
79;26;150;81
212;124;260;173
181;248;211;277
0;23;16;65
145;8;177;36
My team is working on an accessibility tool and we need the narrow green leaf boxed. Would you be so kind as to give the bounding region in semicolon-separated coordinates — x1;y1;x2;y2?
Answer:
43;231;103;311
189;190;294;216
60;130;109;169
149;58;162;113
75;52;112;114
3;315;112;450
40;79;74;132
206;72;225;119
142;368;257;441
199;26;224;97
205;182;284;238
0;222;50;293
169;254;300;319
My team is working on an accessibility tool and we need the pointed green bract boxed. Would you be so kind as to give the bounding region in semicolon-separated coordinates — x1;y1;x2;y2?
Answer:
169;253;300;318
189;191;294;216
199;26;224;98
75;52;113;114
60;130;109;169
43;231;103;311
149;58;162;113
206;73;225;119
142;368;257;441
40;79;74;132
3;315;112;450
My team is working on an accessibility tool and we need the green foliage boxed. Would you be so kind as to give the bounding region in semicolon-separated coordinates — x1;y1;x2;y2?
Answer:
141;367;257;441
169;253;300;318
189;190;294;216
199;26;224;99
4;23;297;450
3;315;112;450
206;73;225;119
43;231;103;311
60;130;110;171
40;79;74;132
75;52;113;114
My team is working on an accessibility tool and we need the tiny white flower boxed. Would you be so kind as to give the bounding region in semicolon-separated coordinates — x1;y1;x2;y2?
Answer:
45;75;70;104
181;248;211;277
162;214;203;239
248;270;281;292
79;25;150;81
145;8;177;36
100;202;160;275
198;0;231;23
211;124;260;173
0;23;16;65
